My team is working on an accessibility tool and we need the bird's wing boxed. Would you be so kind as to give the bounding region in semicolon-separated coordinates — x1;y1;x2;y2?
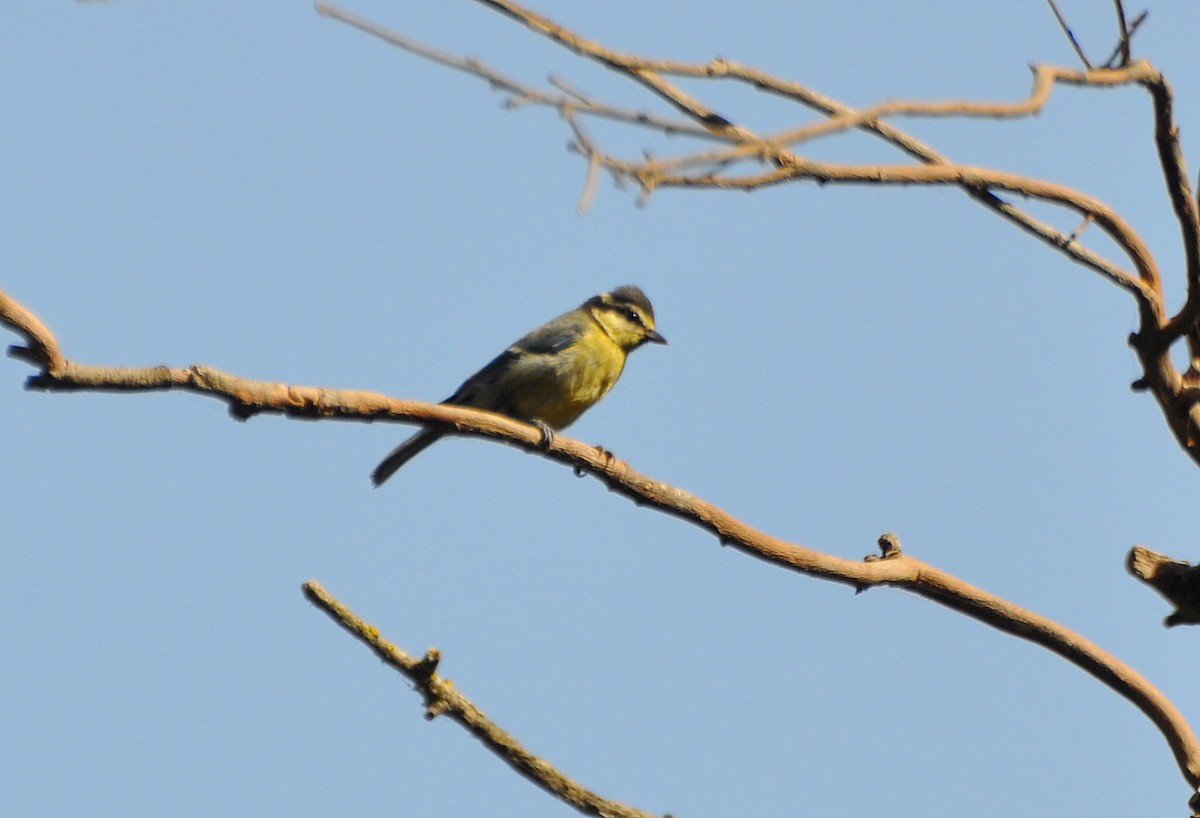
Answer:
513;316;587;355
442;315;587;408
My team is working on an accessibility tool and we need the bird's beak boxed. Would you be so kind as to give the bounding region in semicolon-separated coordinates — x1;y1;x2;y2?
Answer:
645;329;668;345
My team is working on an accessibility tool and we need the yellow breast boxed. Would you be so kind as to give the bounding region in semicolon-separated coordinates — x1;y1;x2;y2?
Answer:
511;327;627;429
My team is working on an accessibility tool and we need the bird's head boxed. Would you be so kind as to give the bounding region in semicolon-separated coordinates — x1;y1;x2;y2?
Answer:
586;285;667;351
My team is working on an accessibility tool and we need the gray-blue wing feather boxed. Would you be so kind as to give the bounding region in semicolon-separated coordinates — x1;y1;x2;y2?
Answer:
444;314;586;408
514;318;586;355
372;311;589;484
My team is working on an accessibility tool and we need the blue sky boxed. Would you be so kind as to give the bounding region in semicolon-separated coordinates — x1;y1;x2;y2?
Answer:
5;1;1200;816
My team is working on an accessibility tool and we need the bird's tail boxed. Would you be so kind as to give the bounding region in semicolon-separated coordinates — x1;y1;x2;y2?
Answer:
370;429;445;487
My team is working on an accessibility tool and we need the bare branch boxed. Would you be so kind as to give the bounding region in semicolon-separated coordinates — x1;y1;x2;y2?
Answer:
630;157;1158;297
653;63;1155;159
1045;0;1145;70
316;3;1161;298
470;0;736;134
317;1;1165;304
314;2;718;141
1114;0;1133;67
1102;9;1148;69
570;61;1165;300
1067;213;1096;244
1;289;64;374
1128;546;1200;627
725;64;1154;292
5;287;1199;789
304;581;658;818
1140;69;1200;345
324;1;1162;295
1045;0;1093;69
565;110;603;214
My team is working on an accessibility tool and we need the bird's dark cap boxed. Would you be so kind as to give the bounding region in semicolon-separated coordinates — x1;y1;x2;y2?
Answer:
606;285;655;321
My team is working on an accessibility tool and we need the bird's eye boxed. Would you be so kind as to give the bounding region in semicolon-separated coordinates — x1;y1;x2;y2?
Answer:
622;307;644;326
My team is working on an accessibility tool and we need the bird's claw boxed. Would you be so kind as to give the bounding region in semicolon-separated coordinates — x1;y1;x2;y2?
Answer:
532;420;555;449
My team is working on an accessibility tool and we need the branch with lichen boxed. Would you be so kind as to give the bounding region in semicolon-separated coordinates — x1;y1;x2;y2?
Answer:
5;286;1199;801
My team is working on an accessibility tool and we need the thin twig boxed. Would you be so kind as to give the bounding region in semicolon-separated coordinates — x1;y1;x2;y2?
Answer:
1045;0;1093;69
1067;213;1095;243
1102;10;1147;69
1114;0;1132;67
315;2;718;140
472;0;742;135
565;110;603;214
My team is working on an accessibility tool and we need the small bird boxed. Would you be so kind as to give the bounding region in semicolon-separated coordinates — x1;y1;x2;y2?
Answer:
371;285;666;486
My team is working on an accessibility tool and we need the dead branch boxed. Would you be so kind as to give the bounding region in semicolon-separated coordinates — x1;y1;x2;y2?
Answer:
1128;546;1200;628
5;286;1199;793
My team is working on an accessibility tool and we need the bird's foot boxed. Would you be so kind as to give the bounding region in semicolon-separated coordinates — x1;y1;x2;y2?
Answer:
532;420;555;449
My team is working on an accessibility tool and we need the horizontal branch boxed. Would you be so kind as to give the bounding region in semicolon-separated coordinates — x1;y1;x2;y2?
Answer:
4;285;1198;790
304;581;656;818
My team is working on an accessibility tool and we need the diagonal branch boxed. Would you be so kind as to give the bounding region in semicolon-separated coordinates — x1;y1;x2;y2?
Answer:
472;0;737;133
1046;0;1093;69
1102;9;1147;70
304;581;657;818
314;2;719;141
5;287;1199;790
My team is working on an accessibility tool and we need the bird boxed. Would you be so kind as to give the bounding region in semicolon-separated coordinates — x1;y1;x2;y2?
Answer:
371;284;666;486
